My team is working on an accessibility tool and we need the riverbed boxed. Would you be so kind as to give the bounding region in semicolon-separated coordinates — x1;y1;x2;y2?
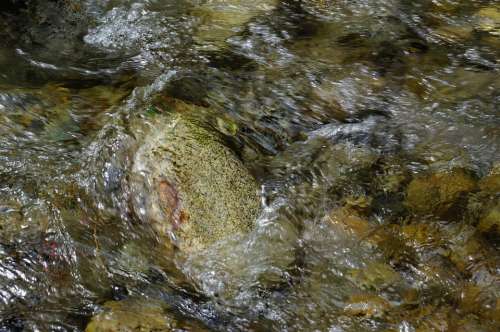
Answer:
0;1;499;331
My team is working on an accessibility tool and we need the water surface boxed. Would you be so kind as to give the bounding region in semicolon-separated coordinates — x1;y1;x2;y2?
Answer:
0;0;499;331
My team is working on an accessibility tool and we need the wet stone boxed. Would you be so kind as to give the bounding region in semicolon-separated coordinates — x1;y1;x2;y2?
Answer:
400;222;443;249
131;101;261;253
347;262;401;292
85;299;207;332
433;25;473;43
0;198;49;243
327;206;391;249
478;202;500;235
344;293;391;318
192;0;278;51
479;163;500;194
405;168;477;218
1;0;500;330
443;223;499;279
475;6;500;36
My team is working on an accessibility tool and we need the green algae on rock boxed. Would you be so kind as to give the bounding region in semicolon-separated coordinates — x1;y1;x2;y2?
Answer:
131;101;260;253
128;100;300;304
405;168;477;217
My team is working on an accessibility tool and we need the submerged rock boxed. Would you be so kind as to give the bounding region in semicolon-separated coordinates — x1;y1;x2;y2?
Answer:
478;202;500;235
405;168;477;217
479;163;500;194
464;164;500;238
347;262;401;292
86;301;168;332
0;83;130;143
131;101;260;253
433;24;473;43
128;101;302;305
192;0;277;50
475;6;500;36
0;198;49;243
344;293;391;318
85;299;207;332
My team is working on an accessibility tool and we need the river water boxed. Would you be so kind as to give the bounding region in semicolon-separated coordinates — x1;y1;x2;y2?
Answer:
0;1;499;331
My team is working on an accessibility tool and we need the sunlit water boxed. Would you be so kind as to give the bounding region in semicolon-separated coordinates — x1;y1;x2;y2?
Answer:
0;0;499;331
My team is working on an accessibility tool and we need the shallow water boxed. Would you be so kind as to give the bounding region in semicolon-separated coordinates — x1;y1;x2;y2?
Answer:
0;0;499;331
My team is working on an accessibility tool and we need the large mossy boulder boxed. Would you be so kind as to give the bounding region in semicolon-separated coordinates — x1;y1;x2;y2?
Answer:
405;168;477;217
128;100;300;303
131;102;260;253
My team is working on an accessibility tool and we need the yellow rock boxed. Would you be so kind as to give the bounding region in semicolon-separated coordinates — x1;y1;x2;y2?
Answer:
478;202;500;234
347;262;401;291
86;300;171;332
192;0;277;50
400;222;443;248
475;6;500;36
434;25;473;42
131;101;260;253
344;195;372;213
344;293;391;318
327;206;399;250
85;299;207;332
328;207;370;235
445;225;492;274
479;164;500;194
428;0;460;14
405;168;476;217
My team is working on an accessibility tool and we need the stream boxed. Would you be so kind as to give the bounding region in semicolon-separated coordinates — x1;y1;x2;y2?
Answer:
0;1;499;331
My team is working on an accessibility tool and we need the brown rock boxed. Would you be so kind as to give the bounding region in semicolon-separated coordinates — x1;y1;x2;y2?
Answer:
405;168;477;217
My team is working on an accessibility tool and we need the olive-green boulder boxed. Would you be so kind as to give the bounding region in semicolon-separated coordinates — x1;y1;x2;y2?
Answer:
131;103;260;253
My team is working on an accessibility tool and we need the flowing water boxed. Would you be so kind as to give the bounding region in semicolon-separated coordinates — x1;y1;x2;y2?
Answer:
0;0;499;331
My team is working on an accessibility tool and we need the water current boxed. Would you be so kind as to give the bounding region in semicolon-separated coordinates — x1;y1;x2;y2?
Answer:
0;0;499;331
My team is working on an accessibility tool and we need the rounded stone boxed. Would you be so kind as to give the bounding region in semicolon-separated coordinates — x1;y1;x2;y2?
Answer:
131;106;260;253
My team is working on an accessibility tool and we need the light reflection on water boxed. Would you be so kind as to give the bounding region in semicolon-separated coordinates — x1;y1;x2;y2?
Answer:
0;0;499;331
